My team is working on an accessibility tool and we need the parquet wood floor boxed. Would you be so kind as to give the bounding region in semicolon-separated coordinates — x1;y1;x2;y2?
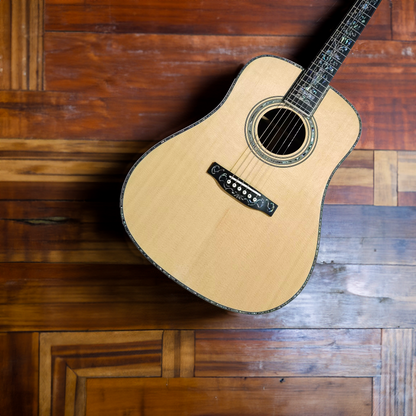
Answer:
0;1;415;415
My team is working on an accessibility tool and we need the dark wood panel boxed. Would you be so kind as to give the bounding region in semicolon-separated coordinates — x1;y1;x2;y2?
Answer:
325;185;374;204
393;0;416;40
45;0;391;40
85;377;372;416
0;0;11;89
399;192;416;206
1;263;416;330
6;34;401;150
0;202;414;264
195;329;381;377
0;332;39;416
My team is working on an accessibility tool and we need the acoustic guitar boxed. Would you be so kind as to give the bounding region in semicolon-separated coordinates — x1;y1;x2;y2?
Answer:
121;0;382;313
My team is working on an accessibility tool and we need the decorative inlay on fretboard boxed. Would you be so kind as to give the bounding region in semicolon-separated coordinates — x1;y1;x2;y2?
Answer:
284;0;382;116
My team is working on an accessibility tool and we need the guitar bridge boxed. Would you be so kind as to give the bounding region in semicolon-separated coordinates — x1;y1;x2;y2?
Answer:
207;162;278;217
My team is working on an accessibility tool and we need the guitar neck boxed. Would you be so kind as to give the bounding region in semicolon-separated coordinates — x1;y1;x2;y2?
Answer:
285;0;382;116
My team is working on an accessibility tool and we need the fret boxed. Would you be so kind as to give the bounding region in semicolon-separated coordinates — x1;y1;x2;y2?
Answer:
284;0;382;116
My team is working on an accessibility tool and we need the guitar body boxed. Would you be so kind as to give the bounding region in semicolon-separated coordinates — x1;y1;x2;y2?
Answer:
121;55;361;313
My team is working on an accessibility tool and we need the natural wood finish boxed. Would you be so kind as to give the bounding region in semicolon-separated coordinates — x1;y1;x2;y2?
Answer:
1;0;416;413
10;0;44;90
39;331;163;416
29;0;44;90
122;56;361;313
2;262;416;331
0;0;11;89
1;35;415;148
398;151;416;192
85;377;373;416
0;332;39;416
44;0;391;39
379;329;414;415
399;192;416;207
375;151;398;206
162;330;195;378
195;329;381;377
393;0;416;40
11;0;28;90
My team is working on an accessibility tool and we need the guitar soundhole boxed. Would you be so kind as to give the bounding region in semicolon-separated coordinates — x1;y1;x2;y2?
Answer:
257;108;306;155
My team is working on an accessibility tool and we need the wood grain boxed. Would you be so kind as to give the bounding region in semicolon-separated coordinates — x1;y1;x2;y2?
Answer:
44;0;391;39
0;35;414;148
374;151;398;206
398;151;416;192
0;0;11;89
1;262;416;331
11;0;28;90
85;377;372;416
162;330;195;378
39;331;163;416
380;329;414;415
393;0;416;40
195;329;381;377
0;332;39;416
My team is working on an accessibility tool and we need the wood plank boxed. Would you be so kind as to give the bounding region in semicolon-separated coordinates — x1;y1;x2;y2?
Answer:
1;201;416;265
393;0;416;41
0;182;123;201
28;0;44;91
0;332;39;416
319;237;416;265
195;329;381;377
0;0;11;89
380;329;414;415
39;331;163;416
1;263;416;330
86;377;372;416
0;35;396;149
374;151;398;206
11;0;28;90
398;151;416;192
399;192;416;207
162;330;195;378
44;0;391;39
325;151;375;204
320;206;416;238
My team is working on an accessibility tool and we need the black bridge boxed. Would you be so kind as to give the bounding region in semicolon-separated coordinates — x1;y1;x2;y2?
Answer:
208;163;278;217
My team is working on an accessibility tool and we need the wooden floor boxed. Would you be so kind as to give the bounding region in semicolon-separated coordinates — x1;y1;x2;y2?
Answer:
0;0;415;415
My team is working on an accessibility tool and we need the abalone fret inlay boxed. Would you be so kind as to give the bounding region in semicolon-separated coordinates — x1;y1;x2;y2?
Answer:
284;0;382;116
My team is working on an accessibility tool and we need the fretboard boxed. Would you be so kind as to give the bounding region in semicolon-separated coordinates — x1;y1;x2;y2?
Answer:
284;0;382;117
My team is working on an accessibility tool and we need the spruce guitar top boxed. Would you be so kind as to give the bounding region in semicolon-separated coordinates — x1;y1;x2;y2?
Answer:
121;0;383;313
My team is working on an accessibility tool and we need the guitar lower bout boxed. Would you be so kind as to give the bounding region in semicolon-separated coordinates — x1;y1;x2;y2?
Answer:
121;54;361;314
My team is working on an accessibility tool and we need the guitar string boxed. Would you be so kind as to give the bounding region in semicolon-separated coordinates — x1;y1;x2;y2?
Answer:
254;1;380;187
233;0;374;185
287;1;375;112
235;107;294;179
231;106;287;174
233;105;288;176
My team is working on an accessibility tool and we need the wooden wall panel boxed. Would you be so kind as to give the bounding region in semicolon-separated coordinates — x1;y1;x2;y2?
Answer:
44;0;391;40
85;377;372;416
0;332;39;416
